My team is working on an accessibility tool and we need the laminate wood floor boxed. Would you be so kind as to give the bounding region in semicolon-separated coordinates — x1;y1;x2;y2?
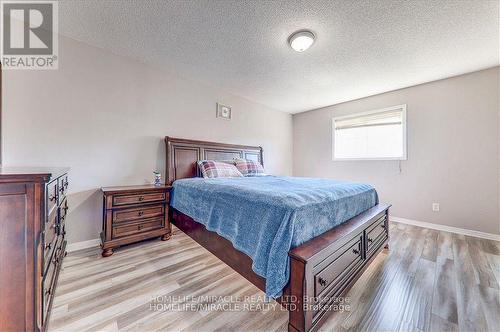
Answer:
49;222;500;332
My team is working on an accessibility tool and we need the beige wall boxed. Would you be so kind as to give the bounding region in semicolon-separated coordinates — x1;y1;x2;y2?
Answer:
3;36;498;242
293;67;500;235
2;36;293;243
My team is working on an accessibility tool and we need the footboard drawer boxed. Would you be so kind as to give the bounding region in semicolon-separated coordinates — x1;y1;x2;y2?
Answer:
366;215;388;256
288;204;391;332
314;234;363;297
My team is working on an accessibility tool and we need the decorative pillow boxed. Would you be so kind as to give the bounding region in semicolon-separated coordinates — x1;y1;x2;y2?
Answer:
197;160;243;178
234;159;265;176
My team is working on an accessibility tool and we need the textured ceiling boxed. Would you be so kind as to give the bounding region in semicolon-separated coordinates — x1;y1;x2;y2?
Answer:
59;0;500;113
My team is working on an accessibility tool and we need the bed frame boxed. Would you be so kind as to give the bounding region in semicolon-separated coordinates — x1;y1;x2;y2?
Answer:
165;137;390;332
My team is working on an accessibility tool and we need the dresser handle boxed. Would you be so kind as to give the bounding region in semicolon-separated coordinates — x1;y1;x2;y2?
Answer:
352;248;359;255
380;224;386;229
138;196;144;201
368;238;373;243
138;225;144;230
318;277;327;286
49;194;57;202
45;242;52;250
138;211;144;216
64;181;69;188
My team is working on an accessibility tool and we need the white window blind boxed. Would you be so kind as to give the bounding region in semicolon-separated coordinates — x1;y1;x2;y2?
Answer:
333;105;407;160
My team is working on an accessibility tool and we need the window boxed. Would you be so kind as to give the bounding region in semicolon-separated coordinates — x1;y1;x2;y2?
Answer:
332;105;407;160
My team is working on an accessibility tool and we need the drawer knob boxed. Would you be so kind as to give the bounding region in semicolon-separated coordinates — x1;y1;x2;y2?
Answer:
368;238;373;243
45;243;52;250
352;248;360;255
380;224;386;229
138;196;145;201
318;277;327;286
49;194;57;202
138;211;144;216
138;225;144;230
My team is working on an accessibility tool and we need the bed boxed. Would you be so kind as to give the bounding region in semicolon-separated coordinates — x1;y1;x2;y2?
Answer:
165;137;390;332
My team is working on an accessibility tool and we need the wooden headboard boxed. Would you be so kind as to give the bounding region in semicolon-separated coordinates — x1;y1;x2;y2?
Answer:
165;137;263;185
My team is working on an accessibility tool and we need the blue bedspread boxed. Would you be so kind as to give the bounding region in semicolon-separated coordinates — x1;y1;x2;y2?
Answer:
170;176;378;297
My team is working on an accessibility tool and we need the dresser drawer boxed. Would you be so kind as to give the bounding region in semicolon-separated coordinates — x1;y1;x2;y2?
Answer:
58;198;68;235
314;234;363;297
113;191;167;207
42;236;56;274
44;239;60;281
42;240;60;323
46;179;58;215
112;217;164;238
112;204;165;223
42;271;54;323
58;174;69;205
43;210;58;274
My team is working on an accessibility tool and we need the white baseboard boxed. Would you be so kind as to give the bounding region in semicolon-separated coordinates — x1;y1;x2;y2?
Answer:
66;238;100;253
391;216;500;242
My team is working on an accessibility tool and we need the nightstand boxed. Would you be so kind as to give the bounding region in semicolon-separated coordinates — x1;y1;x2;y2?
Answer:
100;184;172;257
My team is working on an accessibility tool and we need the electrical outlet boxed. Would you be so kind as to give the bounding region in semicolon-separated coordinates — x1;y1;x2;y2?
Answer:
432;203;440;212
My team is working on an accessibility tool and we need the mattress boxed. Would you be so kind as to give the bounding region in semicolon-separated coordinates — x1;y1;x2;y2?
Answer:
170;176;378;297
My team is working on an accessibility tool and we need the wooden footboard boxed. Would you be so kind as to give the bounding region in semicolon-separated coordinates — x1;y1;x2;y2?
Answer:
287;203;390;332
171;203;390;332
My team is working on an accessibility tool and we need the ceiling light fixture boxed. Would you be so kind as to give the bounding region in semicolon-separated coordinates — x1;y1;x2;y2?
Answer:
288;30;315;52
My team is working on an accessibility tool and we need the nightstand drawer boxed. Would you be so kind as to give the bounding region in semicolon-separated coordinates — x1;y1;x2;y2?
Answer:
113;192;166;206
112;204;165;223
113;217;164;238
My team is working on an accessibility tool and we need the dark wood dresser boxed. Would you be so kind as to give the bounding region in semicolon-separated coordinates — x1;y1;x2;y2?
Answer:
0;167;69;332
101;184;172;257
